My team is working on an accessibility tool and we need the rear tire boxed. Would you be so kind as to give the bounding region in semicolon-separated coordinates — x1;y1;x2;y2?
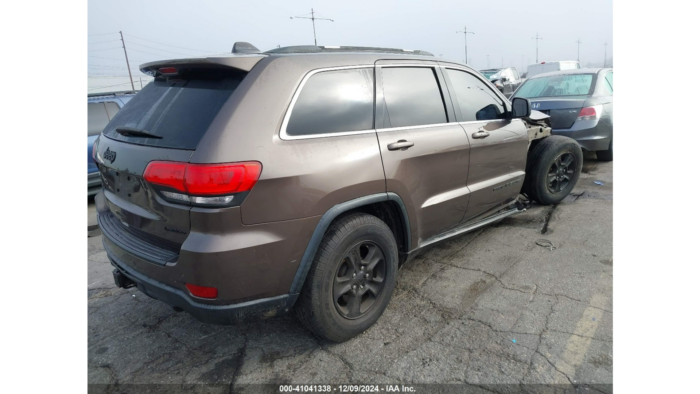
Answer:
295;213;398;342
527;136;583;205
597;138;613;161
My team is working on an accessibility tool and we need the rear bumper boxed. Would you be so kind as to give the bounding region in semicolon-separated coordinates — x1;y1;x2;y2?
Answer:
88;172;101;196
551;121;612;152
94;189;319;324
107;247;296;324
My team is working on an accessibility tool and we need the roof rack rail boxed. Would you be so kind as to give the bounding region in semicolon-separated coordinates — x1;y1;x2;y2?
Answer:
87;90;137;98
265;45;434;56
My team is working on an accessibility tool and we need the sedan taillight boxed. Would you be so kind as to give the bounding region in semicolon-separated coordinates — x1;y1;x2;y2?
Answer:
143;161;262;206
577;105;602;121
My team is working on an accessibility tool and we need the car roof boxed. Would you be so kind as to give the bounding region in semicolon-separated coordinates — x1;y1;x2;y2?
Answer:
527;68;612;79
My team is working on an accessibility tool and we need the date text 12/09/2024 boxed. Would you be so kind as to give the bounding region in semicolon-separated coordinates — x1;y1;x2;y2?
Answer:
279;385;416;393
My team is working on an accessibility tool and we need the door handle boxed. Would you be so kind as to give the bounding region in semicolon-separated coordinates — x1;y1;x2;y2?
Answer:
472;130;490;139
387;140;414;151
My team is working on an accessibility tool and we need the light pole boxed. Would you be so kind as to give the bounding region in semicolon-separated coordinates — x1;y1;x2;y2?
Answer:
575;38;582;63
456;26;475;64
532;32;543;63
603;42;608;67
290;8;334;46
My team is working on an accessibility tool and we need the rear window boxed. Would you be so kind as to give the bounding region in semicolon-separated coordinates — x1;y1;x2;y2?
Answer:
103;69;245;150
514;74;594;98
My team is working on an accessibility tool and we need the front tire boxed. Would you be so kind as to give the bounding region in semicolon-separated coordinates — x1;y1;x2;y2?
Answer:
527;136;583;205
597;138;613;161
295;213;398;342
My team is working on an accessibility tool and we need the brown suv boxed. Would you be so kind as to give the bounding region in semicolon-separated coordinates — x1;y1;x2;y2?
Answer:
94;45;582;342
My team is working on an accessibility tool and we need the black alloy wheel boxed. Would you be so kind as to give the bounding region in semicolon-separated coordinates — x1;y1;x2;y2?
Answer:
547;152;576;193
333;241;386;319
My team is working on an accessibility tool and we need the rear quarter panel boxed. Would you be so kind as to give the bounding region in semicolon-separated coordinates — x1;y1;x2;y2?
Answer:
190;55;387;225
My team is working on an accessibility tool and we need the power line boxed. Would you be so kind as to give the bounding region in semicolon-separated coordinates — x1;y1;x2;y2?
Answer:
126;47;179;58
89;55;151;63
123;33;218;53
88;39;122;45
88;47;123;52
290;8;334;46
125;41;194;56
88;32;118;37
88;63;141;70
87;81;137;91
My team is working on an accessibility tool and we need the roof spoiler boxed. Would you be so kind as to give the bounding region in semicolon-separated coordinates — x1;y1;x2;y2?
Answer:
139;54;266;77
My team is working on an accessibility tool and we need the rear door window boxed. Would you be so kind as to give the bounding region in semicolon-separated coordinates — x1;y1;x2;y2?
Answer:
604;72;613;93
88;103;110;136
286;68;374;136
103;69;246;150
445;69;506;122
381;67;447;128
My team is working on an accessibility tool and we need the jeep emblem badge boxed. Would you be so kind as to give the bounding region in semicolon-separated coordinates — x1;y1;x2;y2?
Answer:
104;147;117;164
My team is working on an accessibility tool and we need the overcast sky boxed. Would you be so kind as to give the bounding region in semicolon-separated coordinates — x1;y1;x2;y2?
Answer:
88;0;612;91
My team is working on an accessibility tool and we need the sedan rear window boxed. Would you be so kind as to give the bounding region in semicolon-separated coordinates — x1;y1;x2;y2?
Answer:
103;69;245;150
514;74;594;98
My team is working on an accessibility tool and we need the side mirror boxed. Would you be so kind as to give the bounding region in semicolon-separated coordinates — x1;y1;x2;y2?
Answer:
501;77;507;82
511;97;531;118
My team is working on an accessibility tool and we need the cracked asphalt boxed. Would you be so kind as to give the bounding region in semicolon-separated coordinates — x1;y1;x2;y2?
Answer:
88;152;612;392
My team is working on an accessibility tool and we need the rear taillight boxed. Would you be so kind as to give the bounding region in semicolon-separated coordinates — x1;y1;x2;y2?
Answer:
185;283;218;299
577;106;601;121
143;161;262;206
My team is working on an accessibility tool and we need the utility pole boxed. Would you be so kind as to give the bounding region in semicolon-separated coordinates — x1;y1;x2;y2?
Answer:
139;77;143;89
603;42;608;67
501;57;504;68
532;32;543;63
456;26;475;64
291;8;334;46
575;38;582;63
521;55;524;72
119;31;135;92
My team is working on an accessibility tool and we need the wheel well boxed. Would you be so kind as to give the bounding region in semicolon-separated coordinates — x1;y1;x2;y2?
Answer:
336;201;408;264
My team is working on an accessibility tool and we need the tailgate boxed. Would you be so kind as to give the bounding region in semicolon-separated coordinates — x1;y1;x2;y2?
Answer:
95;63;249;248
96;140;193;245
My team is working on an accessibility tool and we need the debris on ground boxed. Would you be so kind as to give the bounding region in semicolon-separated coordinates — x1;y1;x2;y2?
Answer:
536;239;556;251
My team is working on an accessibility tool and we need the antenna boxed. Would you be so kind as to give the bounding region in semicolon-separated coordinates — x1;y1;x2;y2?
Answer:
290;8;334;46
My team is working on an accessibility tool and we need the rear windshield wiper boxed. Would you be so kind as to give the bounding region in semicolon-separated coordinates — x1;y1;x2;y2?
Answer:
115;127;163;139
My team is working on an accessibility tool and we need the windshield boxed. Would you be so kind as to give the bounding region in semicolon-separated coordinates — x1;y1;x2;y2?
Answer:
480;70;499;79
514;74;594;98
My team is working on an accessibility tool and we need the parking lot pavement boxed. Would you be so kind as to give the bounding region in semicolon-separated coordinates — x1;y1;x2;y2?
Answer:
88;153;612;391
